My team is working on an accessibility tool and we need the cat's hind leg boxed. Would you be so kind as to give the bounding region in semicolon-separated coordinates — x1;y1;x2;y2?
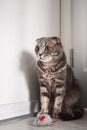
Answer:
58;88;84;120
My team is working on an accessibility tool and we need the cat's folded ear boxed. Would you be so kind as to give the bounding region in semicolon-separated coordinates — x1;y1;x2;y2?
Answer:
51;37;61;45
36;37;44;43
36;38;40;42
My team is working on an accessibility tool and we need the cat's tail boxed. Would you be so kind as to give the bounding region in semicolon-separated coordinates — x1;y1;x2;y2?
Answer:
58;108;84;121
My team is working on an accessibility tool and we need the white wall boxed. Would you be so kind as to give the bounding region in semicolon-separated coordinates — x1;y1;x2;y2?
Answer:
0;0;60;120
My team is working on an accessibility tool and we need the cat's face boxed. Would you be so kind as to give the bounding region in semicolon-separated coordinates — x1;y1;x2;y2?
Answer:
35;37;63;62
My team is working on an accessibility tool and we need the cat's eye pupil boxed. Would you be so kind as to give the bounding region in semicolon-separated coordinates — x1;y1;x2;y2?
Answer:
45;46;50;51
35;46;39;52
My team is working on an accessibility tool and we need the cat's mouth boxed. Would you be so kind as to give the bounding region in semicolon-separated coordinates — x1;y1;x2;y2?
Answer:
39;54;43;59
37;53;44;60
39;56;44;61
37;54;43;60
38;54;53;62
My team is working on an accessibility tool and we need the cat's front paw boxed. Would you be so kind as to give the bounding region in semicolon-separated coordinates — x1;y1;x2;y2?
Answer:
52;112;59;119
37;110;48;118
52;109;60;119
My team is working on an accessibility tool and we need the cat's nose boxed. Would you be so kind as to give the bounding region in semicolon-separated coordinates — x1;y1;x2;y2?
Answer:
39;54;42;57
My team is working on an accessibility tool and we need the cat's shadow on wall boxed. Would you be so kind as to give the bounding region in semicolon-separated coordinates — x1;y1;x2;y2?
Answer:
20;51;40;114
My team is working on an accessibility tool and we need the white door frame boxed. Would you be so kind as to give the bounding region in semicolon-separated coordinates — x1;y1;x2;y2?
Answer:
61;0;72;65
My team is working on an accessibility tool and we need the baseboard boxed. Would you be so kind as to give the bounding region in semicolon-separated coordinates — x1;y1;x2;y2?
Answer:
0;100;39;121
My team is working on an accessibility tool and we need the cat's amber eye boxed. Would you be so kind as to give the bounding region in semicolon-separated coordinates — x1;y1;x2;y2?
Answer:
35;46;39;52
45;46;50;51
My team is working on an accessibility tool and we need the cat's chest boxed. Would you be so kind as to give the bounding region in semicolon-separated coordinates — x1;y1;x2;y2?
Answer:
38;66;54;79
44;72;55;87
44;69;52;78
38;68;55;85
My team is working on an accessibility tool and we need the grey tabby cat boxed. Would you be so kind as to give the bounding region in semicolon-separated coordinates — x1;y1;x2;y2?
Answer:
35;37;83;120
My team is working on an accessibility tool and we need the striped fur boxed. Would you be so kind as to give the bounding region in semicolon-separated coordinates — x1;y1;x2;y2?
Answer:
35;37;83;120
